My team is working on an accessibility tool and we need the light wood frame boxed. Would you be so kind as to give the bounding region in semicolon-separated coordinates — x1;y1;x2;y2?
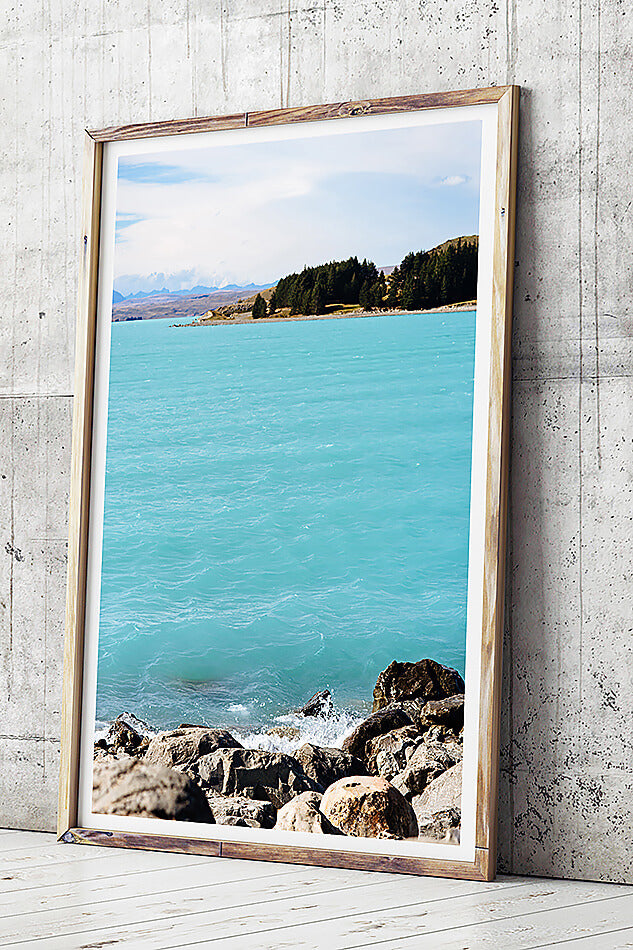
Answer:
59;86;519;881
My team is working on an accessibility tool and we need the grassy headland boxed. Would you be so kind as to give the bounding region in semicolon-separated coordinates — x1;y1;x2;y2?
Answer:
180;235;478;328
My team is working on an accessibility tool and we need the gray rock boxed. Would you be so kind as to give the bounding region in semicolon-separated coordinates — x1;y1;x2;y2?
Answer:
297;689;333;717
424;725;463;762
415;807;461;842
321;775;418;839
365;726;420;780
294;743;367;789
275;791;341;834
206;794;276;829
341;708;413;762
412;760;463;814
391;741;458;798
195;748;321;808
145;727;242;769
93;755;213;822
372;659;464;712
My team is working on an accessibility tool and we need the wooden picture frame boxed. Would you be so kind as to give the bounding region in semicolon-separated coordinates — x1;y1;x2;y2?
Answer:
59;86;519;880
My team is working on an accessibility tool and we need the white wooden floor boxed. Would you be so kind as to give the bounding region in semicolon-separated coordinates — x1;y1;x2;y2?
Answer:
1;830;633;949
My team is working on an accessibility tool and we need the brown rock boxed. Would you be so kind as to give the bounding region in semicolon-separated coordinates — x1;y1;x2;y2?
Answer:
93;756;213;822
294;743;367;789
381;697;465;737
341;708;413;762
206;794;276;829
102;713;152;757
145;727;242;769
320;775;418;839
275;791;341;834
416;694;465;732
372;660;465;712
297;689;333;717
195;748;320;807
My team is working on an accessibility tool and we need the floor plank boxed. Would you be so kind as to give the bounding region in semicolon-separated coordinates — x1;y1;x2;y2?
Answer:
1;831;631;950
0;866;523;943
5;879;623;948
0;831;60;851
538;929;633;949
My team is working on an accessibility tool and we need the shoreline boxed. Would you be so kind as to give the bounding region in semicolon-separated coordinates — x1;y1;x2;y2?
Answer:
94;660;465;842
172;301;476;329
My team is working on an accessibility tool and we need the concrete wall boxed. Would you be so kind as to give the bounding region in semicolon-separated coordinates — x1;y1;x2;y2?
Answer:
2;0;632;882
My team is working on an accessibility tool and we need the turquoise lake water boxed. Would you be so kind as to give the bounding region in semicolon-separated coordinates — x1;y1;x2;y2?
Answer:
96;311;476;744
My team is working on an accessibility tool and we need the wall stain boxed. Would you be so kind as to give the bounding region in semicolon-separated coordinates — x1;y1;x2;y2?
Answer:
286;0;293;107
593;0;602;469
577;0;584;748
220;0;229;99
5;542;24;563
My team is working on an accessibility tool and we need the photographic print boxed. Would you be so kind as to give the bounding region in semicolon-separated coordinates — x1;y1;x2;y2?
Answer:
61;89;518;879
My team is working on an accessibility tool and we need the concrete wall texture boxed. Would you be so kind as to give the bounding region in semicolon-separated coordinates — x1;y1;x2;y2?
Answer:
1;0;632;883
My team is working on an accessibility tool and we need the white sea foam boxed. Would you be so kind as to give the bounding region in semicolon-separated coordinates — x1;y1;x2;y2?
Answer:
233;705;366;756
94;712;157;743
95;699;367;754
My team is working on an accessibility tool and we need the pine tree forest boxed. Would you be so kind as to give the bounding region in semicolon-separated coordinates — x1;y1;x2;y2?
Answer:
267;237;477;316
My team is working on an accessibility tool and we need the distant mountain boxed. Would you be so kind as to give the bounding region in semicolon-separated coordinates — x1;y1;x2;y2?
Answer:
218;282;275;293
113;281;276;301
128;287;171;299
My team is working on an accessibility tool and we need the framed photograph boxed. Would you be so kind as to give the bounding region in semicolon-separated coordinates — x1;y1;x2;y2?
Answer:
59;86;518;880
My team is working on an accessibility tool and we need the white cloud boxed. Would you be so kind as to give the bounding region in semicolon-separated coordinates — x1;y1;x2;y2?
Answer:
113;122;481;291
436;175;470;187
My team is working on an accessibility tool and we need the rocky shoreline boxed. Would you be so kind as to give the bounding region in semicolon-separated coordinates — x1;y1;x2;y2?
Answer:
93;658;465;843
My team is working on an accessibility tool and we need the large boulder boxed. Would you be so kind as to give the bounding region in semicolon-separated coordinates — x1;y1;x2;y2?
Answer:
294;744;367;789
93;756;213;822
275;792;341;834
195;748;320;808
372;660;464;712
144;727;242;770
206;794;276;829
297;689;333;717
365;726;420;780
391;741;458;798
411;760;462;814
341;708;413;763
321;775;418;839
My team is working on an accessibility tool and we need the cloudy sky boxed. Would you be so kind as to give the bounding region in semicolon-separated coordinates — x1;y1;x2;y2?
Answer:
113;119;482;296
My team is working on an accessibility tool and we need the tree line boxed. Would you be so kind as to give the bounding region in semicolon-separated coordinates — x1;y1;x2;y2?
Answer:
251;237;478;318
386;238;478;311
267;257;387;316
